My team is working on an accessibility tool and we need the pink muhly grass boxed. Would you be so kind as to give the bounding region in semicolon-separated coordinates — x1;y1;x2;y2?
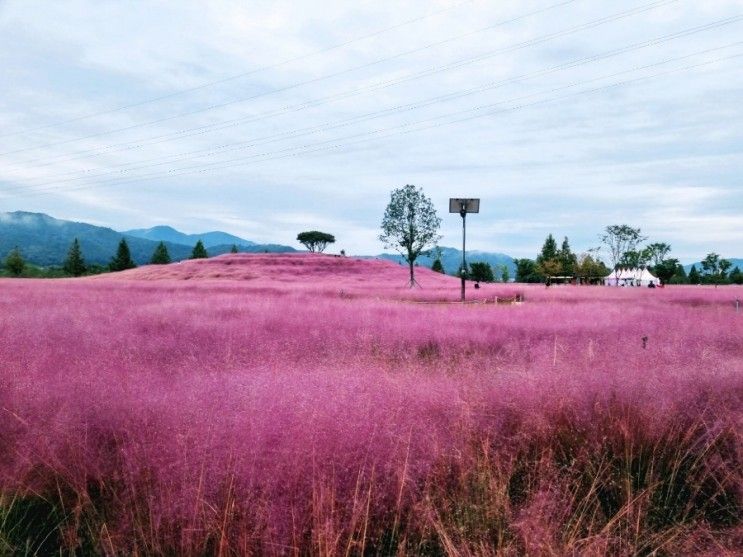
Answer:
0;254;741;555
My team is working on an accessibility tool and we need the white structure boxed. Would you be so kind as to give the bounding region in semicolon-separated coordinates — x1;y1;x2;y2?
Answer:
604;267;658;287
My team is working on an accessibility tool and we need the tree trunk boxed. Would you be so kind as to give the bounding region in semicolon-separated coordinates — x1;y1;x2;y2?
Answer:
409;260;415;287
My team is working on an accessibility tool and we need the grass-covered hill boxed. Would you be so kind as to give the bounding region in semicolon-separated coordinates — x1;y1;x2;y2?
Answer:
1;254;740;554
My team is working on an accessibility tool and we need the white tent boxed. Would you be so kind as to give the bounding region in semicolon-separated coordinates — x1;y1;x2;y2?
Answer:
604;267;658;287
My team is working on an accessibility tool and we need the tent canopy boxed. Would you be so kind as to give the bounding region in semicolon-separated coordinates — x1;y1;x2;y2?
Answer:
604;267;658;286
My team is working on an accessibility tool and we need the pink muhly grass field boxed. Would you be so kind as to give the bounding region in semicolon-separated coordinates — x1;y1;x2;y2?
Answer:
1;254;741;555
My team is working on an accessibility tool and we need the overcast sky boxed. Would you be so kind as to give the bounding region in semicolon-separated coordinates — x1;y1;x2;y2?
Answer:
0;0;741;261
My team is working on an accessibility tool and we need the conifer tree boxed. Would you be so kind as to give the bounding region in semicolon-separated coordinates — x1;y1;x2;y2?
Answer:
537;234;558;263
671;263;688;284
150;241;171;265
558;236;577;276
110;238;136;271
191;240;208;259
63;238;87;276
688;265;701;285
536;234;561;280
230;244;239;254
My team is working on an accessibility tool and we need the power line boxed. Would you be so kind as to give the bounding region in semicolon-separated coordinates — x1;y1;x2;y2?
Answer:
0;0;478;138
16;19;741;188
1;0;672;158
4;50;738;198
7;2;588;169
16;0;672;171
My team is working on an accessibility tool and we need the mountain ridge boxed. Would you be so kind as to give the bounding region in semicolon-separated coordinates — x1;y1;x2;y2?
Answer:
2;212;740;272
684;259;743;274
124;225;256;248
0;212;295;266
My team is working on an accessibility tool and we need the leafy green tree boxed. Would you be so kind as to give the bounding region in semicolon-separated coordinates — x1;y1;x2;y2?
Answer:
5;247;25;276
537;258;562;282
688;265;701;285
469;261;494;283
379;184;441;287
230;244;239;254
513;258;539;283
729;266;743;285
109;239;136;271
575;252;609;282
619;249;650;269
719;259;732;281
653;258;679;286
700;252;721;276
500;264;510;283
191;240;208;259
150;241;171;265
296;231;335;253
63;238;86;276
431;258;445;273
600;225;646;282
700;252;732;284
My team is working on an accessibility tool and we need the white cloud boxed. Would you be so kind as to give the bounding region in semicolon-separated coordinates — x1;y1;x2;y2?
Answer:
0;0;741;261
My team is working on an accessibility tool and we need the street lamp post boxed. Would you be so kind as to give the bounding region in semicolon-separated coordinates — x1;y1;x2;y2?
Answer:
449;198;480;302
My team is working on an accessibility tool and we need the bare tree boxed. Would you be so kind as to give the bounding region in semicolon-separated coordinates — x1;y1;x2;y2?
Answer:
644;242;671;268
600;225;646;284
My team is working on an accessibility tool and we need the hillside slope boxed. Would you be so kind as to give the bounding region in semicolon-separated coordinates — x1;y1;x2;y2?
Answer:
0;212;193;266
97;253;513;302
0;212;296;266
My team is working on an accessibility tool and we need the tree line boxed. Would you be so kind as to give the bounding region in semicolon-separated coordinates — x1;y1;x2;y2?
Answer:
1;238;240;278
376;186;742;286
3;187;740;286
512;225;741;285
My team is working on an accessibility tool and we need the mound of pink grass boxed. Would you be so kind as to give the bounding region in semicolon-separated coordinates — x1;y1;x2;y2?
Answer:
1;254;741;555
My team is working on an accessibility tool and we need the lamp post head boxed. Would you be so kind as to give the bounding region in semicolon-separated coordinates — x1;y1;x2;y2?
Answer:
449;198;480;217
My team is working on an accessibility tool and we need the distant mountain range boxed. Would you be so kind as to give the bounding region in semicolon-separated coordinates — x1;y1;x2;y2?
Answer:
2;211;739;273
378;246;516;277
0;212;295;266
124;225;256;248
684;259;743;273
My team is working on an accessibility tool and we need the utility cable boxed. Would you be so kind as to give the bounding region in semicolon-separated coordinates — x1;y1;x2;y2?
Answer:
0;0;478;138
3;50;737;198
12;21;743;187
1;0;672;157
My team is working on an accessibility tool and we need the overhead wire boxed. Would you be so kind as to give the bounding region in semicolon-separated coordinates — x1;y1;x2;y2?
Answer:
15;0;679;170
14;17;742;189
4;48;738;198
0;0;478;138
1;0;674;158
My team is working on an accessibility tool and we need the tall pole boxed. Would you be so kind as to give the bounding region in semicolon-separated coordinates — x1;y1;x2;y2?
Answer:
449;197;479;302
461;206;466;302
